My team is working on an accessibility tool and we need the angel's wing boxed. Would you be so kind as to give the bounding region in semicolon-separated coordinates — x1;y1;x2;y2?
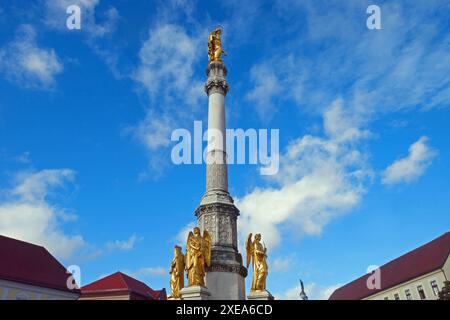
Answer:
203;230;212;267
245;233;253;268
185;231;194;270
178;250;185;271
186;231;194;247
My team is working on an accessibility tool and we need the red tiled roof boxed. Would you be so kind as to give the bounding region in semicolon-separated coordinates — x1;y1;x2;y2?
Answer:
81;272;166;300
0;235;80;294
329;232;450;300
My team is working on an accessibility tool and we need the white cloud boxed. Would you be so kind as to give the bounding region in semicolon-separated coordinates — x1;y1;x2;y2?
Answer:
106;234;143;251
0;25;63;89
134;24;202;100
44;0;119;37
175;221;196;246
134;267;167;277
0;169;84;260
132;110;175;152
237;99;370;250
129;23;206;174
237;1;447;252
15;151;31;164
119;266;167;283
272;257;292;272
382;136;437;185
242;1;450;123
245;64;282;120
11;169;75;202
245;55;306;121
44;0;121;78
278;282;341;300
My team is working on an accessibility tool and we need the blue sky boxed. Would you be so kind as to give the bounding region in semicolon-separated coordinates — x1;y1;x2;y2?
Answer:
0;0;449;299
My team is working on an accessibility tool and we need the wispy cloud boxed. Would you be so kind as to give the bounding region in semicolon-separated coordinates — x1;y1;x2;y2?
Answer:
237;99;371;250
129;22;206;176
0;168;144;261
382;136;437;185
237;0;448;252
106;234;143;252
175;221;196;246
245;64;282;121
133;267;167;277
277;282;341;300
44;0;119;37
0;169;84;260
244;1;450;119
119;266;167;282
0;24;63;89
272;256;293;272
43;0;122;78
133;23;202;101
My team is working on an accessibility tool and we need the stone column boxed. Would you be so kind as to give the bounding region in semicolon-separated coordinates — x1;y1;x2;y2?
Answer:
195;61;247;300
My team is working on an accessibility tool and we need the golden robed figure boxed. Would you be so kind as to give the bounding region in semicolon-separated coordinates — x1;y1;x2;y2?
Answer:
168;245;185;299
246;233;269;292
208;27;227;64
185;227;211;287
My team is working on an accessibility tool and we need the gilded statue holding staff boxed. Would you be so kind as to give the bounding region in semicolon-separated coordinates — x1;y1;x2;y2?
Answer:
246;233;269;292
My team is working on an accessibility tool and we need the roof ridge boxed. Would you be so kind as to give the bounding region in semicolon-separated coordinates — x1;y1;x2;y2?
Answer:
378;232;450;270
119;272;156;293
0;234;46;250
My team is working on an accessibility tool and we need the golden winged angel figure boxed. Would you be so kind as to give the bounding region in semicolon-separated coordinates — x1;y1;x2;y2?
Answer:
207;27;227;64
246;233;269;292
168;245;185;299
185;227;211;287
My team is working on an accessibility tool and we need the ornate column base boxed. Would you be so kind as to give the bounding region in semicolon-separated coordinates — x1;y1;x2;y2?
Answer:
205;266;246;300
247;290;274;300
180;286;211;300
196;201;247;299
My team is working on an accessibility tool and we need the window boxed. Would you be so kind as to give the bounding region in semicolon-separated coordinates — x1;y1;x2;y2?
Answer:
15;292;29;300
417;285;426;300
405;289;412;300
383;296;389;300
430;280;439;296
394;293;400;300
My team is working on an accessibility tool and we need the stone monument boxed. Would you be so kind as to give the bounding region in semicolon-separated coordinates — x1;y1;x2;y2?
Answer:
194;27;247;300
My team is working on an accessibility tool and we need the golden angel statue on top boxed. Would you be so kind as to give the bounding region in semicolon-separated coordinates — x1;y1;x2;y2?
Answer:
185;227;211;287
168;245;185;299
208;27;227;64
246;233;269;291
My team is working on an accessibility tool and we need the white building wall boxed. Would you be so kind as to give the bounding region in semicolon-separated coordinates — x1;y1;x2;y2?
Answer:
0;279;79;300
366;255;450;300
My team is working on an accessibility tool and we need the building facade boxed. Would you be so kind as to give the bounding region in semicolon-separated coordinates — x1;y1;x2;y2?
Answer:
366;260;449;300
0;235;80;300
329;232;450;300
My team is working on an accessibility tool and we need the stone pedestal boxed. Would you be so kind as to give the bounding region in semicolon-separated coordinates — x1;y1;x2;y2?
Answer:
194;61;247;300
180;286;211;300
247;290;275;300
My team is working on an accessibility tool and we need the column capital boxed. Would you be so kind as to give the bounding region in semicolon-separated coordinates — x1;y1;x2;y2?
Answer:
206;61;228;77
204;62;230;96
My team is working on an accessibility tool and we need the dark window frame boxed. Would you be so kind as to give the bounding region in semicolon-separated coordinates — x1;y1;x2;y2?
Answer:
430;280;439;297
417;285;426;300
405;289;412;300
